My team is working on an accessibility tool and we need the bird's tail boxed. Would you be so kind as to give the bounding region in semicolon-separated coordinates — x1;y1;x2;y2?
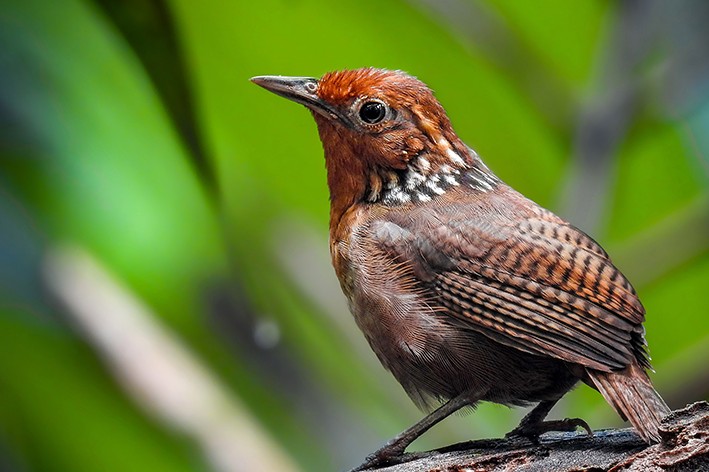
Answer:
587;362;670;443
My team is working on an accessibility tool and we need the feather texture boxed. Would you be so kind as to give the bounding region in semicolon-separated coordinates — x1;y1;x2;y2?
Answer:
253;68;669;453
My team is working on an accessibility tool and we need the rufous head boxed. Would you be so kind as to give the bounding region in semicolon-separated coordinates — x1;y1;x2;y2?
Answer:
252;68;470;170
251;68;479;223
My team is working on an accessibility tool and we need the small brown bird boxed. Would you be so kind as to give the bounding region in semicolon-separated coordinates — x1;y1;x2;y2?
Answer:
251;68;669;469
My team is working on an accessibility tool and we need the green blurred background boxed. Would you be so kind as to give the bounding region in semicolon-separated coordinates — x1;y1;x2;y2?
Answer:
1;0;708;470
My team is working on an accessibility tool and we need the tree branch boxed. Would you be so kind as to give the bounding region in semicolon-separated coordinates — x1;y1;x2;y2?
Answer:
363;402;709;471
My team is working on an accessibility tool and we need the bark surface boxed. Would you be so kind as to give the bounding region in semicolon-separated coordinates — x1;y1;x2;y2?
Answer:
364;402;709;472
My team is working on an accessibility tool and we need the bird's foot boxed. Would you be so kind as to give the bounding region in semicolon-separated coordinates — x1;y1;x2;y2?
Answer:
350;395;473;470
506;417;593;443
349;442;408;472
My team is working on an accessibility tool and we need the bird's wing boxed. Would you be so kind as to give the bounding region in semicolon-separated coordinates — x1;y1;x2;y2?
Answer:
371;207;648;373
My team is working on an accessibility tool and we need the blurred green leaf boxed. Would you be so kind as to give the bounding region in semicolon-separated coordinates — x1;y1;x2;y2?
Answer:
0;311;199;472
1;0;224;320
490;0;609;87
608;123;703;242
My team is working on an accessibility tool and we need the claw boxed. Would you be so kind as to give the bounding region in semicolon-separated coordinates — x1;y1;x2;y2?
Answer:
349;443;408;471
349;450;401;472
563;417;593;436
506;417;594;441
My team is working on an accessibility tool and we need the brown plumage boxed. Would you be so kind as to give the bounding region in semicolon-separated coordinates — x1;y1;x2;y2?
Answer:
251;68;669;469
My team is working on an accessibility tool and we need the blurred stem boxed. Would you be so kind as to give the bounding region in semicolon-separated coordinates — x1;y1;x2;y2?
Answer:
44;246;299;472
406;0;573;131
559;0;660;234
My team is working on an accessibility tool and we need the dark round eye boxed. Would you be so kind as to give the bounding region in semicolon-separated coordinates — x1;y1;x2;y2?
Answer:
359;101;387;124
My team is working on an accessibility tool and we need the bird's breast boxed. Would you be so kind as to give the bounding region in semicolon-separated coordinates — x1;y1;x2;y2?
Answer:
331;207;436;356
329;203;581;404
329;206;477;401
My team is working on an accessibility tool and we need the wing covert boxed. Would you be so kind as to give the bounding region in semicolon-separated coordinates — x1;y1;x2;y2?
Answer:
370;213;649;372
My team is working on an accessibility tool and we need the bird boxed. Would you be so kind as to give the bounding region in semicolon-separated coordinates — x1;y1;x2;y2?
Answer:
251;68;670;470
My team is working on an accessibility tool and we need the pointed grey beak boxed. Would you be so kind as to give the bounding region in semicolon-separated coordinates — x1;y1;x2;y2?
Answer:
250;75;342;122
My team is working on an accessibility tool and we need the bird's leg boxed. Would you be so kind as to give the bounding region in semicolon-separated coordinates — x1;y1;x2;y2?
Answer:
506;399;592;442
351;393;472;471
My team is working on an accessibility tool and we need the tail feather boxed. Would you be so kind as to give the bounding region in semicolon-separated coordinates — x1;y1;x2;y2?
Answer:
588;362;670;443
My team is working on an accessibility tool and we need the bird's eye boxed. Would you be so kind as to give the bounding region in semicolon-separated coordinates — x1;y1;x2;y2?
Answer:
358;101;387;124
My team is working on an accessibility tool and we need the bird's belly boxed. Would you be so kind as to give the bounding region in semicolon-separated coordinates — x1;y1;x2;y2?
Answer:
333;224;577;407
344;274;576;406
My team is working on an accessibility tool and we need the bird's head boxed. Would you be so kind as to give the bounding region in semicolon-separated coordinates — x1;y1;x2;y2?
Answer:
252;68;491;222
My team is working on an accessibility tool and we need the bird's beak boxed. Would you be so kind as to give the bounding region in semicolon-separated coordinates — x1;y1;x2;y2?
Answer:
250;75;341;122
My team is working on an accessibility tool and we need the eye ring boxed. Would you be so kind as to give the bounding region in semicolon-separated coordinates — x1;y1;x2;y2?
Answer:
304;81;317;94
358;100;387;124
